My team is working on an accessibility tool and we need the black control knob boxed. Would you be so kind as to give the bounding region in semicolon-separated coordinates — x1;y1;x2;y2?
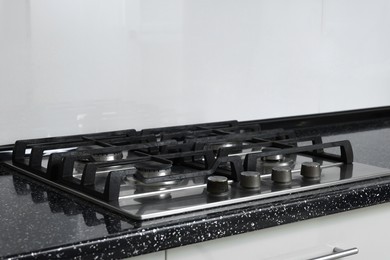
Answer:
207;176;229;195
271;166;292;184
240;171;261;190
301;162;321;180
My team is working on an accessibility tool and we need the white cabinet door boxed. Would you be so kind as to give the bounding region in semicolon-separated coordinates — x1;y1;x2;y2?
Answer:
124;251;165;260
167;203;390;260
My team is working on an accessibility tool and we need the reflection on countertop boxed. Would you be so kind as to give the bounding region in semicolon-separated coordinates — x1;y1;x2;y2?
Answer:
0;168;134;257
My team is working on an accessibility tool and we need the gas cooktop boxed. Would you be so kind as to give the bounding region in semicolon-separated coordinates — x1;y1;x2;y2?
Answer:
4;120;390;220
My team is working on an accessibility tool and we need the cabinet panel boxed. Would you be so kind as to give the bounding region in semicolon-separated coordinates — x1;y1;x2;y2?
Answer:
167;203;390;260
124;251;165;260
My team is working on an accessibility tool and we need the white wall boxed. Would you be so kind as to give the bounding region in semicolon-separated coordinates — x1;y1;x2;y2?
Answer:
1;0;390;144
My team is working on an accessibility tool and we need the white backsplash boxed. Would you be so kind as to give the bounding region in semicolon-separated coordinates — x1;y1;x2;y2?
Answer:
1;0;390;144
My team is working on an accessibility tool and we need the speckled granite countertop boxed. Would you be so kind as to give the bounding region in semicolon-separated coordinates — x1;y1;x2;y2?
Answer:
1;121;390;259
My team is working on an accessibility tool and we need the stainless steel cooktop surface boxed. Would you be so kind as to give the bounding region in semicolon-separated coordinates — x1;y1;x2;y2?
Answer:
5;121;390;220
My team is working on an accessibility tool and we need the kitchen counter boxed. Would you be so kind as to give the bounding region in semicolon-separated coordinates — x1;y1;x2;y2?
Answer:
1;115;390;259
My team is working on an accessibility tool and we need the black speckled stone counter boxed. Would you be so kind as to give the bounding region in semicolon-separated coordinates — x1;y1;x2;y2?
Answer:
1;120;390;260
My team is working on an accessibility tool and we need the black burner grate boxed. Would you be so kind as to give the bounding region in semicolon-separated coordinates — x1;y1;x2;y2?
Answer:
11;122;353;205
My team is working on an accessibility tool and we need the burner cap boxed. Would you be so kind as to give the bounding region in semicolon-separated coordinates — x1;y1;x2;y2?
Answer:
135;161;172;171
92;152;123;162
135;161;172;178
76;145;123;162
209;141;251;150
262;147;285;161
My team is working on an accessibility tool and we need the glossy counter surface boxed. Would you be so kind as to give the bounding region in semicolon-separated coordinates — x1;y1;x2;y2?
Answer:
1;121;390;259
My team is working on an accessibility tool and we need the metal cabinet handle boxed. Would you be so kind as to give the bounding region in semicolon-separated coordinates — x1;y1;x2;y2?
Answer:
308;247;359;260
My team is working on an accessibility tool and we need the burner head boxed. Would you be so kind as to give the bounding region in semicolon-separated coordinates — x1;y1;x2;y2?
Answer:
77;145;123;162
132;161;176;201
257;147;295;174
133;180;178;201
261;147;285;161
74;146;124;174
209;142;261;159
92;152;123;162
135;161;172;179
209;141;251;150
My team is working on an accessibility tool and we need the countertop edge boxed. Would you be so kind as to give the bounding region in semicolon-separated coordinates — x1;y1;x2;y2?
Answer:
5;176;390;260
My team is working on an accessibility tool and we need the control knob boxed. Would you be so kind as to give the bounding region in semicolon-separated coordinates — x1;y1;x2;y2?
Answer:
207;176;229;195
240;171;261;190
271;166;292;184
301;162;322;180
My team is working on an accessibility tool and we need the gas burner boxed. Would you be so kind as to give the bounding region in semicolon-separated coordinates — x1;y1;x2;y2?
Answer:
92;152;123;162
132;180;178;201
77;145;123;162
209;141;262;156
134;161;172;179
9;116;390;221
209;141;251;150
73;146;124;175
129;173;186;201
257;147;295;174
261;147;286;162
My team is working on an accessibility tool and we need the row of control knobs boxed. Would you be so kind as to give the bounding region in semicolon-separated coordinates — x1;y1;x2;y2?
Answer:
207;162;322;195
